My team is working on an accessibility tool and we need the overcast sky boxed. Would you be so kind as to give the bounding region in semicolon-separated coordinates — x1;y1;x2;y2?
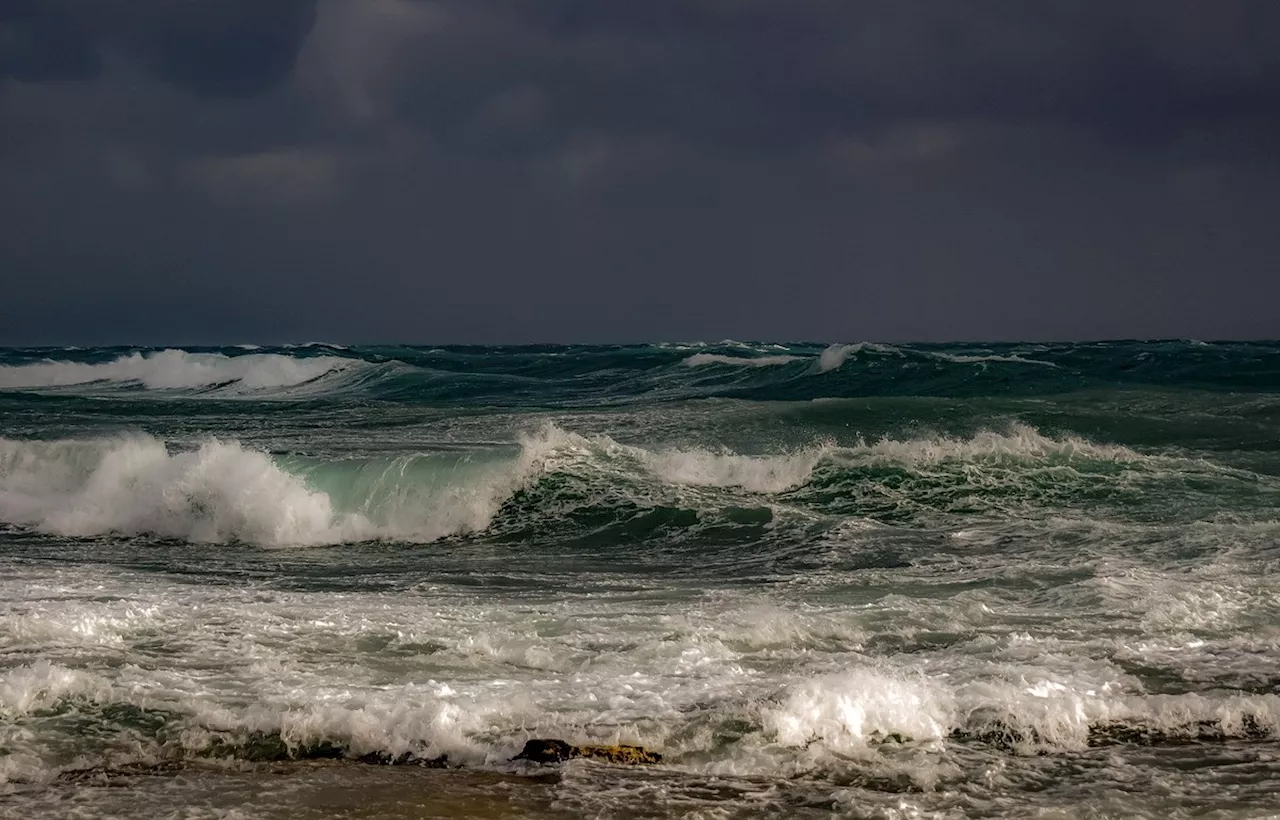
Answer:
1;0;1277;344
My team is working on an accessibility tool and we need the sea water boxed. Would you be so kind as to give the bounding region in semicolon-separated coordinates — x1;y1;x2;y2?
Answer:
0;341;1278;818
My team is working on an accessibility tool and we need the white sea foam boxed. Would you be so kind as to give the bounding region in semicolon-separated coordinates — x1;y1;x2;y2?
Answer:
954;676;1280;751
766;669;954;753
183;684;510;765
520;423;826;494
2;558;1278;798
638;445;825;493
0;435;549;546
682;353;805;368
6;646;1272;787
0;661;104;718
0;350;349;391
0;436;358;544
847;422;1143;466
765;665;1280;756
5;603;159;649
618;421;1151;496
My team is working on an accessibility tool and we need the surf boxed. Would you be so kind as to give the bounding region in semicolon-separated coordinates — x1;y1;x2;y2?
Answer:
0;423;1261;547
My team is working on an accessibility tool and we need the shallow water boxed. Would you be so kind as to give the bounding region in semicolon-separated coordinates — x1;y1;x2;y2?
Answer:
1;341;1279;818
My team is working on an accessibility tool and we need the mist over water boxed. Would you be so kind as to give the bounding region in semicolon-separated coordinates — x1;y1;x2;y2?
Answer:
1;341;1279;818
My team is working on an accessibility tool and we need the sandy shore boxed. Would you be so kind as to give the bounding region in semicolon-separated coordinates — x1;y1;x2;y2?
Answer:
9;763;565;820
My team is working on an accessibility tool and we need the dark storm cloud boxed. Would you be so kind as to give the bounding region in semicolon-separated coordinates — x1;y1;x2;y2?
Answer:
108;0;317;98
1;1;1278;343
0;1;100;83
1;0;315;96
7;1;1278;160
362;1;1280;155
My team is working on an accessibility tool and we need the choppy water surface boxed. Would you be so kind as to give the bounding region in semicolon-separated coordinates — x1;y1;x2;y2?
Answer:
1;341;1279;819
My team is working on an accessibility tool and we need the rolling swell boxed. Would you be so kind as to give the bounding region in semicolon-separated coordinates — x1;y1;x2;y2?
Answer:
0;423;1267;547
2;341;1279;405
0;349;359;394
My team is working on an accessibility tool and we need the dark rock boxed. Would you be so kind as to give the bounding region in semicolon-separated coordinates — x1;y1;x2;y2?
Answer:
513;738;662;765
354;750;451;767
513;738;578;763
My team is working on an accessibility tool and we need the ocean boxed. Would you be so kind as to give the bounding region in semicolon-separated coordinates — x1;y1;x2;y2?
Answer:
0;340;1278;819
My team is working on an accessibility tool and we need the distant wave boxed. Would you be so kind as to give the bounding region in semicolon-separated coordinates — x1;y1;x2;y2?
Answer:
683;353;805;368
926;350;1058;367
816;343;1056;373
281;341;350;350
817;342;905;372
1;342;1274;404
0;349;352;392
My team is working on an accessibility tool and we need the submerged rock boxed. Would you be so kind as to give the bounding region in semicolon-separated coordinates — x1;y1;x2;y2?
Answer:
513;738;662;765
354;750;451;767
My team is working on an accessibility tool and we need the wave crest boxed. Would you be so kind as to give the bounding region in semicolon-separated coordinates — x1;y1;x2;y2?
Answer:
816;343;1056;373
765;668;1280;757
0;423;1217;546
0;350;350;392
847;422;1141;466
0;436;358;544
683;353;805;368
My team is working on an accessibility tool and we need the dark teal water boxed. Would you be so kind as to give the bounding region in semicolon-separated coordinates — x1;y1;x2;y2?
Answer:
1;341;1279;818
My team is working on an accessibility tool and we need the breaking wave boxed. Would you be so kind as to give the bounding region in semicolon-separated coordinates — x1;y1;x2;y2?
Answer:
818;342;904;372
682;353;805;368
2;657;1277;788
0;349;353;393
0;424;1245;547
816;343;1057;373
764;667;1280;758
0;434;540;546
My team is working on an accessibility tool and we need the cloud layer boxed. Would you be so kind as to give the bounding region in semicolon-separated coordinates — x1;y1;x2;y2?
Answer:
2;1;1277;342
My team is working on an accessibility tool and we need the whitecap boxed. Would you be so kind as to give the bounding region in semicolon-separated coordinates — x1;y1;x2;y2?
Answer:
683;353;805;368
0;349;349;391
